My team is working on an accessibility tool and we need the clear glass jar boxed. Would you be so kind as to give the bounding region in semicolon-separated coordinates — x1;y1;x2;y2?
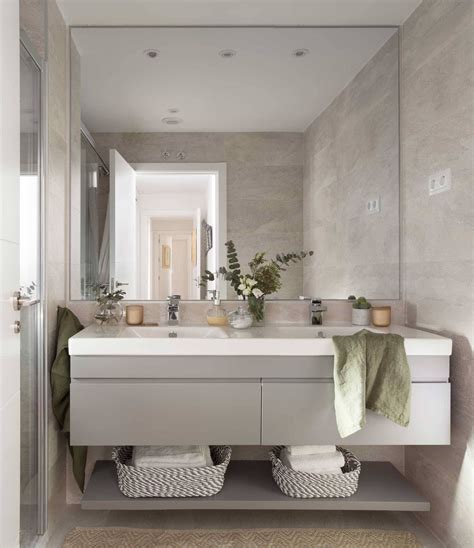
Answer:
94;300;124;325
228;303;253;329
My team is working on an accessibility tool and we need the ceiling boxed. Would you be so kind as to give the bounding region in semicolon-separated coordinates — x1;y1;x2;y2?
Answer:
136;172;211;194
58;0;421;26
74;26;397;132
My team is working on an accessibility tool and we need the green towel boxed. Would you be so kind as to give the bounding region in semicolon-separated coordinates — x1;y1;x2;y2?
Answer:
50;307;87;491
332;329;411;438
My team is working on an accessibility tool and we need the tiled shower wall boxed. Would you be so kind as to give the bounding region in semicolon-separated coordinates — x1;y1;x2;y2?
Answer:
401;0;473;545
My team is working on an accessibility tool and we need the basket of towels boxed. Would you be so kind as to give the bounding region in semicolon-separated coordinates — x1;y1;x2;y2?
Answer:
112;445;232;498
269;445;361;498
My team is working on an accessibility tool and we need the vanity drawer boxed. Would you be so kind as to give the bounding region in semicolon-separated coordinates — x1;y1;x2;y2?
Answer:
261;381;450;445
71;380;261;445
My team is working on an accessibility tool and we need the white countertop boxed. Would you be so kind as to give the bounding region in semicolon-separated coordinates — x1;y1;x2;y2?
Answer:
69;322;452;356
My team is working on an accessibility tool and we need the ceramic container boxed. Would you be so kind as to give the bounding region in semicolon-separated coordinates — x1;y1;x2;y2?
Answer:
351;308;371;326
126;305;144;325
372;306;391;327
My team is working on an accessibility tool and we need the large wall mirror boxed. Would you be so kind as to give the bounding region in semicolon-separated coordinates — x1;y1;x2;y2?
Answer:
70;27;400;301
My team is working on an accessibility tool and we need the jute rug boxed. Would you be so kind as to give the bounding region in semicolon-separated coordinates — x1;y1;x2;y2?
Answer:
63;527;422;547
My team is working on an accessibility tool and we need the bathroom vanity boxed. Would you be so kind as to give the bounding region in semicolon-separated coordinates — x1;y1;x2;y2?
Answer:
69;323;451;511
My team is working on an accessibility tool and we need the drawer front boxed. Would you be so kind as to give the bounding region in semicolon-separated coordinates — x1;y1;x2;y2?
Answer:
71;380;261;445
262;381;450;445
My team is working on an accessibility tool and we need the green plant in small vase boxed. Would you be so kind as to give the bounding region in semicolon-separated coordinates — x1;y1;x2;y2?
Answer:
201;241;313;325
93;284;126;325
351;296;372;326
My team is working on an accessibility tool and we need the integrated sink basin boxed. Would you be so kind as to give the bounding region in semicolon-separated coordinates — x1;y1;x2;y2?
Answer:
69;322;452;356
128;325;229;339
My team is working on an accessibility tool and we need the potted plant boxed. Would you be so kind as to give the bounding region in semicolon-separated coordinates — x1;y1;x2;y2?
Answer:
93;284;126;325
202;240;313;325
351;296;372;326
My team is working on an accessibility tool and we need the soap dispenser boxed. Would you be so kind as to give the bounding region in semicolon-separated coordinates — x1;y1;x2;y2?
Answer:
206;290;228;326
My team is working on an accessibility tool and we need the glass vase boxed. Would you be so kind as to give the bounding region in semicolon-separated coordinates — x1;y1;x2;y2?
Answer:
248;295;265;326
94;300;124;325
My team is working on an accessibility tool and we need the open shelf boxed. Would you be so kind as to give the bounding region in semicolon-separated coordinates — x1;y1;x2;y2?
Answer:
82;460;429;511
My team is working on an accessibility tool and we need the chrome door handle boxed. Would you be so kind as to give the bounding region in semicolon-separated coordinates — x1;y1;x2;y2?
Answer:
11;291;30;311
13;320;21;334
116;282;129;287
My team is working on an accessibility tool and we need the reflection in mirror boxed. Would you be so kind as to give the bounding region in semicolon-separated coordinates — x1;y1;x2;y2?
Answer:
70;27;399;301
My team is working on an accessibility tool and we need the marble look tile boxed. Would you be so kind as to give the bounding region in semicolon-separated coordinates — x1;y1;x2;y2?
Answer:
401;1;473;546
303;34;399;300
401;0;472;80
402;25;473;138
20;0;46;60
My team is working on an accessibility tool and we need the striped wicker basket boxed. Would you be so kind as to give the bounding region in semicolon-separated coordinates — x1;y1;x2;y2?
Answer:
269;446;361;498
112;446;232;498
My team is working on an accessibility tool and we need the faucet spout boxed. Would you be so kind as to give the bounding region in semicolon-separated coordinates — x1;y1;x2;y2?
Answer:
167;294;181;325
310;298;327;326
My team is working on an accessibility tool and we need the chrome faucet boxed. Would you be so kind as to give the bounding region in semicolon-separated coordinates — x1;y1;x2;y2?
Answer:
167;295;181;325
310;298;327;325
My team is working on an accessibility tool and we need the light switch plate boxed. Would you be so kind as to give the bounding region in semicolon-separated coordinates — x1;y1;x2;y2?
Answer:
429;168;452;195
367;196;380;214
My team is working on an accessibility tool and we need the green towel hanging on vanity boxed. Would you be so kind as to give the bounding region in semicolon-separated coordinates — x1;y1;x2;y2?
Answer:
50;307;87;491
332;329;411;438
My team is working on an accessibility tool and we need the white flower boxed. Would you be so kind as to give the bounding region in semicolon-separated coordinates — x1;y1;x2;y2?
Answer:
252;288;263;298
238;283;246;291
248;278;258;287
243;288;251;296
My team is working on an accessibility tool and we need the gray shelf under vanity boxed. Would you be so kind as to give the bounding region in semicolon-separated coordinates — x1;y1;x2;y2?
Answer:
82;460;430;512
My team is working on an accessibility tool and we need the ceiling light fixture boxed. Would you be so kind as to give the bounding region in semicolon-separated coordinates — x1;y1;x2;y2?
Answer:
218;49;237;59
143;49;159;59
162;117;182;125
292;48;309;58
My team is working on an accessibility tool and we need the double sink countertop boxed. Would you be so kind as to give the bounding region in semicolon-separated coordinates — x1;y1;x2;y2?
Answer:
69;322;452;356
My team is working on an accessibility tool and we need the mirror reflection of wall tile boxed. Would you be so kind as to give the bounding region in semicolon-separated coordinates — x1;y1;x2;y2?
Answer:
303;34;399;300
92;132;305;299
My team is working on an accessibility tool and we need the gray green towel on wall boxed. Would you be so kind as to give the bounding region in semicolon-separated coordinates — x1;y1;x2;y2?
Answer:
332;329;411;438
50;307;87;491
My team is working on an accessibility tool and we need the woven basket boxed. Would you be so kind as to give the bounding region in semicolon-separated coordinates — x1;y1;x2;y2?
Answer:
269;446;361;498
112;446;232;498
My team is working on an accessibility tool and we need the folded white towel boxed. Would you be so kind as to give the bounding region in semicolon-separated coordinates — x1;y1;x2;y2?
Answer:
132;445;213;468
280;448;344;474
286;445;336;456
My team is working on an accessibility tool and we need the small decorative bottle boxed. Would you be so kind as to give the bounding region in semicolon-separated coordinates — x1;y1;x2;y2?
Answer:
206;290;228;326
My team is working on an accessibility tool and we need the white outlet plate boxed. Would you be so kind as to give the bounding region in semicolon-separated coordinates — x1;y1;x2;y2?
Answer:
367;196;380;214
429;168;452;195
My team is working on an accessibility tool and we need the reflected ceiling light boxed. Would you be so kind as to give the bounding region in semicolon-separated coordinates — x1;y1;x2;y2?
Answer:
162;117;183;125
143;49;159;59
219;49;237;58
168;108;180;114
292;48;309;58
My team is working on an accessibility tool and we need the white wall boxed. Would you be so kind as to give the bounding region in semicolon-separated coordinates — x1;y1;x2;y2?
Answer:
0;1;21;546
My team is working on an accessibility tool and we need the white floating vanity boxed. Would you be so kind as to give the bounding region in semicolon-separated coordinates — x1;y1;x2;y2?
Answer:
69;323;451;511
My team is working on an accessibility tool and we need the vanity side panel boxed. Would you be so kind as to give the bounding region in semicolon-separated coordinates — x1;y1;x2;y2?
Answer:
71;380;261;445
262;381;450;445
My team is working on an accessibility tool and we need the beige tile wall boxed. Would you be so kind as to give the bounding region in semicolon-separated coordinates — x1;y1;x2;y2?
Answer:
401;0;473;546
92;132;304;298
20;0;69;518
303;33;400;300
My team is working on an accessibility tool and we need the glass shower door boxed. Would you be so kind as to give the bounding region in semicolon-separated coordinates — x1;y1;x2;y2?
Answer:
19;38;44;545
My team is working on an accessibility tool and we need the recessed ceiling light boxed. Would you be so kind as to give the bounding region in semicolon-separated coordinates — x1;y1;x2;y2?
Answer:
292;48;309;58
162;117;183;125
168;108;180;114
143;49;159;59
219;49;237;59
